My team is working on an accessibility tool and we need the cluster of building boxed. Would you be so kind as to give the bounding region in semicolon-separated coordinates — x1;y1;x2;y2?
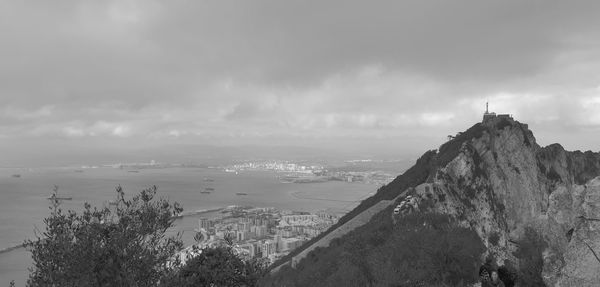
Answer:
222;160;395;187
224;160;324;174
194;206;339;264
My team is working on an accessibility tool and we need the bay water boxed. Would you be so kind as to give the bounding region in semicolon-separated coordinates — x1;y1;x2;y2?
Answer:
0;166;377;284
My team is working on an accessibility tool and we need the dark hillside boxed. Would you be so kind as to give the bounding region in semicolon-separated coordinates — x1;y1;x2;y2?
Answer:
262;211;485;286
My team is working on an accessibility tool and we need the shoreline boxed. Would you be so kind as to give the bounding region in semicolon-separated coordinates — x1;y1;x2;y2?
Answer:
173;207;226;219
289;191;360;203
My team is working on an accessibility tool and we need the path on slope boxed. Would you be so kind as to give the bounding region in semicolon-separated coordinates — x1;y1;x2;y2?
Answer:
272;189;409;272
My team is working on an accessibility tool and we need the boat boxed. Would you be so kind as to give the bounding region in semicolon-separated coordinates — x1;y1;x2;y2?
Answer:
11;174;21;178
128;170;140;173
200;191;211;194
205;187;215;191
47;194;72;201
204;178;214;182
235;192;248;196
279;175;297;183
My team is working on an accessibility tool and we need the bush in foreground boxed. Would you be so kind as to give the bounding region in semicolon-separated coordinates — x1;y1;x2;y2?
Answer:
24;186;264;287
160;245;267;287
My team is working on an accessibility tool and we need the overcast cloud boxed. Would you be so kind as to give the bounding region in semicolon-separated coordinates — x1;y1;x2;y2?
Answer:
1;0;600;166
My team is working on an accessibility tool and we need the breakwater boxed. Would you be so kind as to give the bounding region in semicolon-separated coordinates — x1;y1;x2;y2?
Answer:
0;244;24;255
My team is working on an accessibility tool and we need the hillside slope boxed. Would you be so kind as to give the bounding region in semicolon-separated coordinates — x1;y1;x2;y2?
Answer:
264;117;600;286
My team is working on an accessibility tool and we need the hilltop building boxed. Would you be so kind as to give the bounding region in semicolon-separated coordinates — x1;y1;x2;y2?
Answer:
482;102;513;123
447;102;522;141
480;102;528;129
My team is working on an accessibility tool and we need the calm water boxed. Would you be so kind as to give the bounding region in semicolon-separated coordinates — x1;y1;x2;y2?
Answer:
0;166;376;284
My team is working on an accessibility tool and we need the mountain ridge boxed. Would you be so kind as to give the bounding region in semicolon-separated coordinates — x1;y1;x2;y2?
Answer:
265;116;600;286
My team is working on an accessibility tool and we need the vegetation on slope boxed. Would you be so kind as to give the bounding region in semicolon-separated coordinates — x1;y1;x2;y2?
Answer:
269;123;494;276
513;227;547;287
271;123;489;270
262;212;485;286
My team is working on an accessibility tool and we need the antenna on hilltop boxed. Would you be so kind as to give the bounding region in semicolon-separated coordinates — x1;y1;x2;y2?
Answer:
486;101;489;113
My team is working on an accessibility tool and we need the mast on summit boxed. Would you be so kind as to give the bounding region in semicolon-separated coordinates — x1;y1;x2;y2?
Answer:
482;101;497;122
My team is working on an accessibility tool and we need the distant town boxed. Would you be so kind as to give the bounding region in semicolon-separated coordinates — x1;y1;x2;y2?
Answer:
223;160;395;186
178;206;339;265
70;159;397;187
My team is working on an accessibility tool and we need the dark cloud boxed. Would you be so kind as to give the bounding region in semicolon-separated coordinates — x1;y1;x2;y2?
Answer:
1;1;600;166
142;0;600;84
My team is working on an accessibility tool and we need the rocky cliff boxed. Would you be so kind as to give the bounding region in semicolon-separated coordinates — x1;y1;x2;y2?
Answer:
266;117;600;286
403;116;600;286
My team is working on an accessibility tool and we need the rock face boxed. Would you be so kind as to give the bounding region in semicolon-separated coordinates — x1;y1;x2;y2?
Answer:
398;116;600;286
552;178;600;286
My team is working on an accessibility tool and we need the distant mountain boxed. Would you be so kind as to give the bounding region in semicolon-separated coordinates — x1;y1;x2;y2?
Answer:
264;116;600;286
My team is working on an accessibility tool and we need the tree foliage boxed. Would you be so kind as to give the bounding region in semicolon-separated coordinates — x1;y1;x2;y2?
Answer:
160;245;267;287
24;186;266;287
25;186;183;286
513;227;547;287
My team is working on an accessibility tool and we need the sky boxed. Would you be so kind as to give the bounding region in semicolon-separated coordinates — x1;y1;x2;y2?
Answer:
1;0;600;166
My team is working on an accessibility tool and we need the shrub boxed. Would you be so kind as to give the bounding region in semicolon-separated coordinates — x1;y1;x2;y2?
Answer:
496;118;512;130
25;186;266;287
25;186;184;286
513;227;547;286
161;245;267;287
488;232;500;246
498;262;518;287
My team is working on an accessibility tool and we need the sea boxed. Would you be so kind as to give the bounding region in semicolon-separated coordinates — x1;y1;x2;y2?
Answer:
0;166;378;285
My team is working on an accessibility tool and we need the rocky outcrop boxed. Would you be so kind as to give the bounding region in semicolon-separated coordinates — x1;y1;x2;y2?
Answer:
549;177;600;286
391;116;600;286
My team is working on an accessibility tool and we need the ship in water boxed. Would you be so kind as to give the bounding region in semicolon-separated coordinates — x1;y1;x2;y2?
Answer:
12;174;21;178
47;185;72;202
235;192;248;196
47;194;73;201
200;187;214;194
